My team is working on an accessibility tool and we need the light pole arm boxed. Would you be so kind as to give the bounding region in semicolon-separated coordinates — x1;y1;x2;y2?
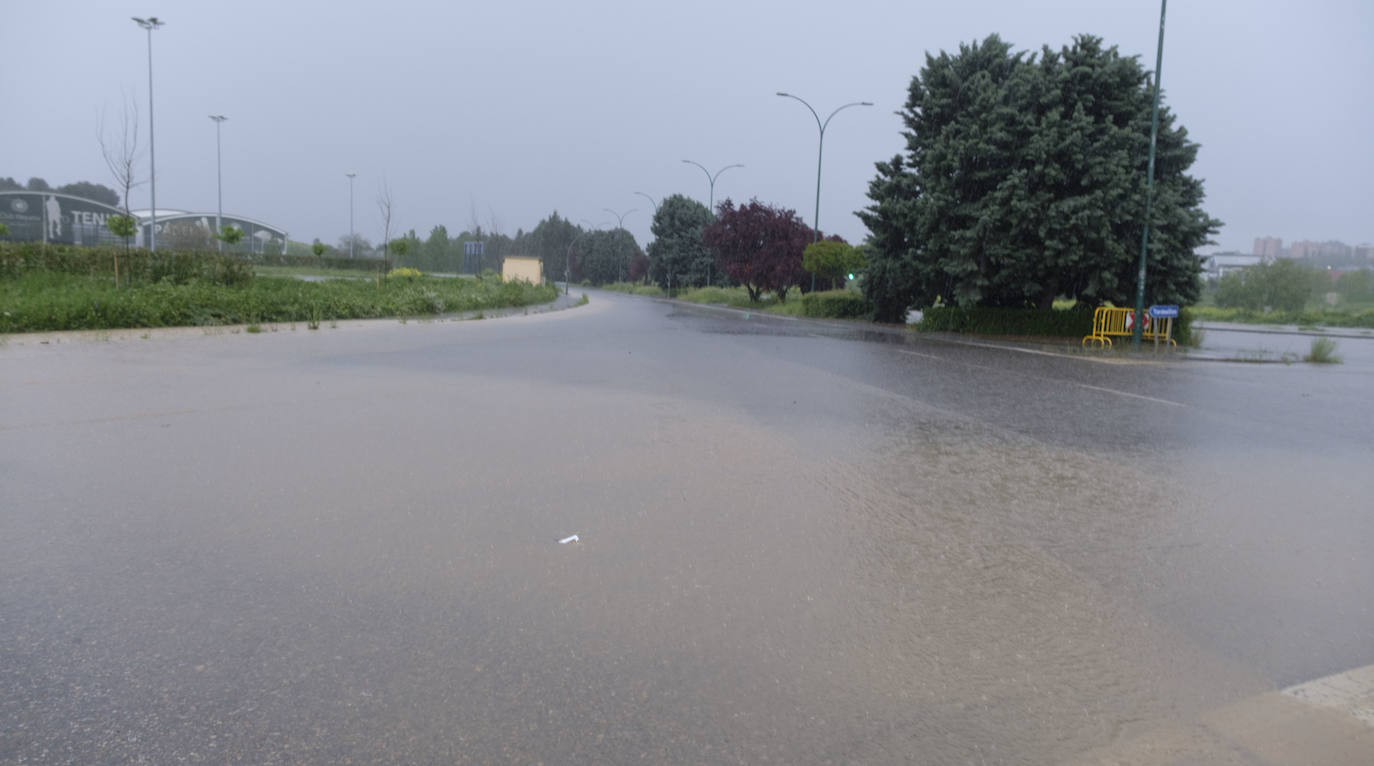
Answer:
711;164;744;185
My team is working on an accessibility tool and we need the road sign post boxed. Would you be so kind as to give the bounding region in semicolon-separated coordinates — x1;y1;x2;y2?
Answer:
1149;305;1179;350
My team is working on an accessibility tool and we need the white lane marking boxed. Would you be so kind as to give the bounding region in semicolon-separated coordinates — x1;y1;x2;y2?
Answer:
896;349;945;362
1284;664;1374;728
897;349;1188;408
1074;383;1187;408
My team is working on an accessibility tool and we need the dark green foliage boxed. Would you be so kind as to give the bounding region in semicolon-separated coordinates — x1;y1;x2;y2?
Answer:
0;270;557;333
861;34;1218;319
1214;259;1312;312
916;306;1096;337
55;181;121;207
576;228;641;285
915;304;1194;344
800;290;873;319
526;213;582;283
647;195;715;289
0;222;9;238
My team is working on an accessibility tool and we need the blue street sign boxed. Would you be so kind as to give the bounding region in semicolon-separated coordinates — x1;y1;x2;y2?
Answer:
1149;304;1179;319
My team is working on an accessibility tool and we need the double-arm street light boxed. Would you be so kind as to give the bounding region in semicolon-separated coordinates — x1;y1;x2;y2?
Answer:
776;92;873;290
132;16;164;250
603;208;638;283
680;160;743;217
681;161;742;288
345;173;357;258
209;115;227;251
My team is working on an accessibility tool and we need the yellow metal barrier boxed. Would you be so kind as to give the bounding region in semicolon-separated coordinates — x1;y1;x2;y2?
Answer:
1082;307;1176;348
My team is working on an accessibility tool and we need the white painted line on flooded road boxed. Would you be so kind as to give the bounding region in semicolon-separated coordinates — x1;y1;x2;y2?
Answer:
1074;383;1187;408
1283;663;1374;728
896;349;1188;407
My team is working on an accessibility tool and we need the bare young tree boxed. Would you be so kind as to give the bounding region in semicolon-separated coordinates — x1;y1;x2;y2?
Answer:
377;179;394;270
98;93;145;251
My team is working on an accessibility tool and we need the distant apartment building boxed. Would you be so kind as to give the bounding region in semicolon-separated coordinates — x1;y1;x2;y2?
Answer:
1356;243;1374;261
1252;236;1283;258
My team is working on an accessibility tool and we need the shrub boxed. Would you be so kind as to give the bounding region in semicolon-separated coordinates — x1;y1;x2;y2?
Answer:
0;242;252;287
801;290;873;319
1305;337;1342;364
917;306;1096;337
387;267;423;280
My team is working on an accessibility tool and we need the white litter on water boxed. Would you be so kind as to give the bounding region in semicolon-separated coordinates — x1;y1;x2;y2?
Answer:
559;535;580;544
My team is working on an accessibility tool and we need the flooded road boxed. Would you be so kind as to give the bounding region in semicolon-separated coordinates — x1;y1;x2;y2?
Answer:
3;292;1371;764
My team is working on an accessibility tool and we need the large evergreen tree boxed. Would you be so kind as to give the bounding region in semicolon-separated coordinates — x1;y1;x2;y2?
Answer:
860;34;1220;322
647;195;713;290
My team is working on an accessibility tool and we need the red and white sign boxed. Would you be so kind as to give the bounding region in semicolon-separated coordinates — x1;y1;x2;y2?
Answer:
1124;312;1152;331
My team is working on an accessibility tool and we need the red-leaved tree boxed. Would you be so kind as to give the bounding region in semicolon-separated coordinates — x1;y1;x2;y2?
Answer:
704;199;813;302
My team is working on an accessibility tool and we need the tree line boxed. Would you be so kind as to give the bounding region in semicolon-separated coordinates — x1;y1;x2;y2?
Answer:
1;176;121;207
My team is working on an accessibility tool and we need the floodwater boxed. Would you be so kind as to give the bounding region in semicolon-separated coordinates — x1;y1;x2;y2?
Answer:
2;293;1371;764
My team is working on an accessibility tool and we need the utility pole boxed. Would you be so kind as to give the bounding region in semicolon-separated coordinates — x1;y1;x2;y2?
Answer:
346;172;357;258
132;16;164;250
1133;0;1169;348
209;115;227;251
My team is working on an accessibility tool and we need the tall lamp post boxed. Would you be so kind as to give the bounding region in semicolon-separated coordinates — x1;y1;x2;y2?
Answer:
681;161;742;288
132;16;164;250
209;115;227;251
680;160;743;216
776;92;872;291
603;207;637;283
345;172;357;258
1132;0;1168;349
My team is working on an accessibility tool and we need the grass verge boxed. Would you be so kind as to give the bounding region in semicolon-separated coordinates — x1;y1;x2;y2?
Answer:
1189;304;1374;329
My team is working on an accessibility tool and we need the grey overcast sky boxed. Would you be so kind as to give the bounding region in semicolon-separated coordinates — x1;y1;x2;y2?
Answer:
3;0;1370;253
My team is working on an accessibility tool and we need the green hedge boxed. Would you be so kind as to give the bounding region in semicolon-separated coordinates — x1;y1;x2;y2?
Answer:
0;242;253;287
800;290;873;319
0;272;558;333
916;305;1194;345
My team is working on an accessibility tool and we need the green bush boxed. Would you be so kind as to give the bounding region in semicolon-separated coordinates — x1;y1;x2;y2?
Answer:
917;306;1095;337
800;290;873;318
0;242;253;287
917;305;1195;345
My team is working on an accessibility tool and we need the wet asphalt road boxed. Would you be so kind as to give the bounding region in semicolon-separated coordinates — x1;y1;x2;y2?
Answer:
2;290;1371;764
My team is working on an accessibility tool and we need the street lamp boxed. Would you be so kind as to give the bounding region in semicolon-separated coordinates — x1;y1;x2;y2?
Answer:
776;91;872;291
680;160;743;217
603;208;637;283
132;16;164;250
681;161;742;288
345;172;357;258
209;115;227;252
1133;0;1168;349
